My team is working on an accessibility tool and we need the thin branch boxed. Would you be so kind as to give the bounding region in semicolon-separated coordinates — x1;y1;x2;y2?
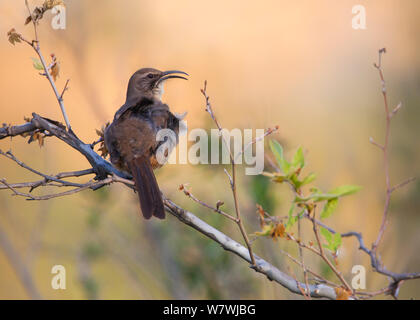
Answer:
21;2;71;131
60;79;70;100
201;81;257;266
369;137;384;150
34;46;72;131
278;249;337;287
372;48;392;252
310;210;353;293
287;265;311;300
0;168;94;191
390;177;416;193
24;0;38;43
0;177;111;201
235;126;279;162
0;150;86;188
180;184;238;222
297;218;311;298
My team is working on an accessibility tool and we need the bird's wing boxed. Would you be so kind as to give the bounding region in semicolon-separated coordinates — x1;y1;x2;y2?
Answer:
113;102;133;120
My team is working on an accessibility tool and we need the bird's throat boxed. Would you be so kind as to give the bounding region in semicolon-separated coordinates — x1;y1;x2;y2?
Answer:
153;82;165;100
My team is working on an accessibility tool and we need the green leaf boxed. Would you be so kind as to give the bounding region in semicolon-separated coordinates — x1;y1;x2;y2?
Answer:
320;227;342;252
295;192;336;203
272;175;286;183
332;232;342;252
309;186;321;193
285;205;297;230
289;173;300;188
292;147;305;169
320;198;339;219
301;172;316;186
31;57;43;70
320;227;333;243
329;185;362;197
254;224;273;237
269;140;290;175
295;185;361;203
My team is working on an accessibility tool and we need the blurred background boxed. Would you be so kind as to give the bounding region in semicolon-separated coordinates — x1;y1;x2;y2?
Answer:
0;0;419;299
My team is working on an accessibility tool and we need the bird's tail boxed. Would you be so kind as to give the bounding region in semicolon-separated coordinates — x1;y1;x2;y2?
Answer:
128;156;165;219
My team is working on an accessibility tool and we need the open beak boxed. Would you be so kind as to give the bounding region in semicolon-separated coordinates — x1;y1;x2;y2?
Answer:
156;70;189;85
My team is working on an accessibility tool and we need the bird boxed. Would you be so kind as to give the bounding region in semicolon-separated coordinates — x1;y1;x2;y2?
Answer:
104;68;188;220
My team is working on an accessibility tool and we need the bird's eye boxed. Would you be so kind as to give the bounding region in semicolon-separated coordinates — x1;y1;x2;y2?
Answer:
147;73;154;79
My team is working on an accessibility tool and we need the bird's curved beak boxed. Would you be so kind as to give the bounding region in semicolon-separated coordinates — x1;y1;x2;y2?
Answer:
156;70;189;85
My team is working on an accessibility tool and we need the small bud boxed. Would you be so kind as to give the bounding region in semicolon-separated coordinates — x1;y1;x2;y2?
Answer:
391;102;402;116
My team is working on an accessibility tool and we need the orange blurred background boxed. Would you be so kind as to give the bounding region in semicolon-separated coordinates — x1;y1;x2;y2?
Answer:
0;0;419;299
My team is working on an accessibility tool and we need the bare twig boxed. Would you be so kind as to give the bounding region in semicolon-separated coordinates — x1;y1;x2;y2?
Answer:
310;210;353;293
372;48;392;253
278;249;336;287
201;81;257;266
24;0;38;43
287;265;311;300
0;150;86;188
0;176;112;201
369;137;384;150
180;184;238;222
370;49;417;262
0;168;94;191
390;177;416;193
21;2;71;131
60;79;70;100
297;218;311;298
235;126;279;162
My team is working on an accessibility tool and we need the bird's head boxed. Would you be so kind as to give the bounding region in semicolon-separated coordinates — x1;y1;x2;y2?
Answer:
126;68;188;104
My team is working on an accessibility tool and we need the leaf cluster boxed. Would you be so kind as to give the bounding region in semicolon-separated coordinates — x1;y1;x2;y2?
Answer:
256;140;361;254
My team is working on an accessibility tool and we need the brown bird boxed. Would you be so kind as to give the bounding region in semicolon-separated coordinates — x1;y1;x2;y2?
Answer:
104;68;188;219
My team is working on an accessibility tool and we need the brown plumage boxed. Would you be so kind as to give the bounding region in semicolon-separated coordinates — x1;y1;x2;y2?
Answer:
104;68;188;219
